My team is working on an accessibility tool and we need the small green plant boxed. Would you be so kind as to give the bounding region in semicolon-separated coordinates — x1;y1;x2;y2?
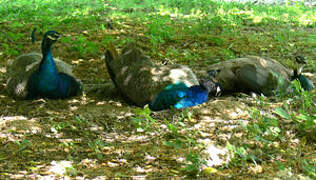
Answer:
226;142;258;166
274;80;315;139
181;151;206;177
88;139;108;160
164;138;182;149
71;35;87;57
73;115;91;129
59;141;75;149
69;34;99;57
2;43;19;56
146;17;174;46
301;159;316;177
274;105;315;140
291;80;315;112
51;121;73;132
132;106;156;132
65;166;78;176
15;138;32;152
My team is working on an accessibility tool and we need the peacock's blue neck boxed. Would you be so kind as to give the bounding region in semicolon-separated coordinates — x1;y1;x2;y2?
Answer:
40;42;58;76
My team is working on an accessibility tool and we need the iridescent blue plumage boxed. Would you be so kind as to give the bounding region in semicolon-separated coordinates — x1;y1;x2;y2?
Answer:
291;69;314;91
297;74;314;91
149;82;210;111
26;31;81;99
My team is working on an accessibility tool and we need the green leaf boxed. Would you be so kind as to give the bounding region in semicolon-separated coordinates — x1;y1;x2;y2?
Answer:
274;107;291;120
296;114;313;121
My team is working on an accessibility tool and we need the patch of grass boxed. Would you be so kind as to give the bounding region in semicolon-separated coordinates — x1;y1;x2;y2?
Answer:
226;81;315;177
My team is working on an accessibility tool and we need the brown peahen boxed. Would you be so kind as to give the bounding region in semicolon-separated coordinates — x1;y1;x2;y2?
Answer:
104;42;220;111
200;56;314;95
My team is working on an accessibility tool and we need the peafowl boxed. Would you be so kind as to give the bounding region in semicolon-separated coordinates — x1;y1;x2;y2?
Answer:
104;42;221;111
200;56;314;95
6;30;82;99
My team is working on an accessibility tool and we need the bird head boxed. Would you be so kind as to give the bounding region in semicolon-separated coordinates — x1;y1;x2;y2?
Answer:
199;78;222;97
43;30;61;46
294;55;307;64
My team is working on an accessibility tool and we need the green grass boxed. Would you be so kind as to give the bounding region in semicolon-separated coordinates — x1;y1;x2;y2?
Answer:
0;0;315;178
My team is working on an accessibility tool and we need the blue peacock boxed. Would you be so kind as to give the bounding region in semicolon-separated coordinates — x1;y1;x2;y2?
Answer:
200;56;314;95
104;42;221;111
6;30;82;99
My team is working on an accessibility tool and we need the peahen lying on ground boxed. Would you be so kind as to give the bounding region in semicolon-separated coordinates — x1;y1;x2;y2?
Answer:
199;56;314;95
104;42;221;111
6;30;82;99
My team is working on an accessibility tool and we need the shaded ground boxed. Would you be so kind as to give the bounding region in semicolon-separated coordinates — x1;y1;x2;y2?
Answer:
1;72;314;178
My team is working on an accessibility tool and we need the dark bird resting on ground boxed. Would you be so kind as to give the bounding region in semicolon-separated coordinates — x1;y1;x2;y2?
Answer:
200;56;314;95
104;42;220;111
6;30;82;99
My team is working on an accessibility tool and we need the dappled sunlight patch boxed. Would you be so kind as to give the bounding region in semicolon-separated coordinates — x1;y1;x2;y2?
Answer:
0;67;6;73
78;102;133;121
199;97;250;120
201;144;229;167
0;116;43;141
134;165;153;173
48;160;73;176
79;158;98;168
252;15;263;24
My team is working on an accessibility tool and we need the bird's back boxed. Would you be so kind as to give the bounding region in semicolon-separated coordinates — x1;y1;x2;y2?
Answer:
6;53;42;99
112;59;200;106
203;56;292;95
105;44;200;106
